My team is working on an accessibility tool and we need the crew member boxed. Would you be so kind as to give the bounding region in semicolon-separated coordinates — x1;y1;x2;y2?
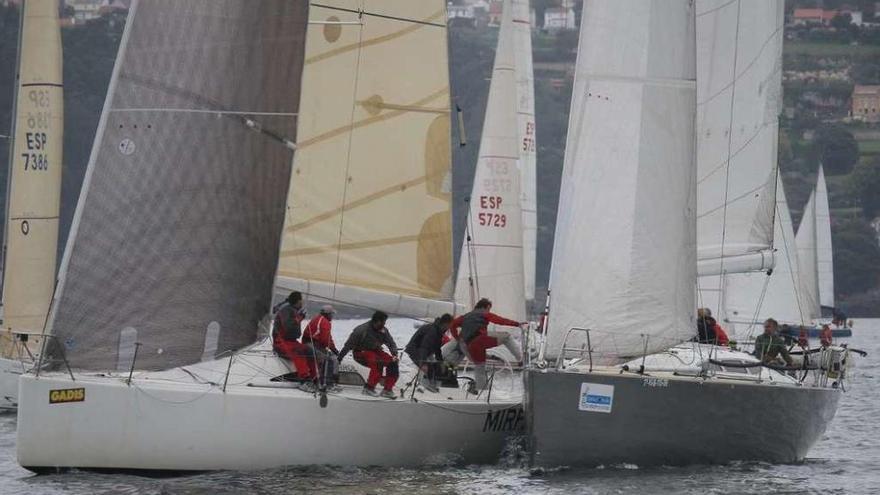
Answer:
447;298;525;390
696;308;729;346
272;291;316;385
405;314;452;393
753;318;793;366
339;311;399;399
304;305;340;389
820;324;833;348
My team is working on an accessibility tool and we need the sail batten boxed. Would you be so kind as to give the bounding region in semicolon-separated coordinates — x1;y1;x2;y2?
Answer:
48;0;310;371
543;0;697;362
276;1;455;318
1;0;64;342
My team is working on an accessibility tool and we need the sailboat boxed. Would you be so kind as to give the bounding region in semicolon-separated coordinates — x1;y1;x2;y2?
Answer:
17;1;522;472
455;0;535;365
0;0;64;411
525;0;852;468
795;166;851;338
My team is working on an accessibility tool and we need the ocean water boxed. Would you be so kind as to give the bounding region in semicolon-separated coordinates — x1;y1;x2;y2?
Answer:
0;319;876;495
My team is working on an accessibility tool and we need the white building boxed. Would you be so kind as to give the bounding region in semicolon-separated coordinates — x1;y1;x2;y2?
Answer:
543;6;576;31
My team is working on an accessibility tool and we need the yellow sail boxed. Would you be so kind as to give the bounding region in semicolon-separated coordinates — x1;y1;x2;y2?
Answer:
276;1;456;317
2;0;63;349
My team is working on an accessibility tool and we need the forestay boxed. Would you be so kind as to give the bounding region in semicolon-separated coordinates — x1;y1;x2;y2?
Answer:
276;1;458;319
2;0;63;341
696;0;784;276
454;0;526;321
815;165;834;310
512;0;538;303
796;188;822;320
543;0;697;362
48;0;309;370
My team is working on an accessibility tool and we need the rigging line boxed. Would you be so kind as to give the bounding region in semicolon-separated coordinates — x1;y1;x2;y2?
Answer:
695;0;738;18
330;18;365;301
714;0;742;316
311;4;446;28
464;197;481;307
746;273;772;340
697;181;767;219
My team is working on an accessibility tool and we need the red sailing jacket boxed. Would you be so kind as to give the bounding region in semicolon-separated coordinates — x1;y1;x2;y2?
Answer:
303;314;338;353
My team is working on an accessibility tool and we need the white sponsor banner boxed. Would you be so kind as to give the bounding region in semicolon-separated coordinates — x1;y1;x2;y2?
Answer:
578;382;614;413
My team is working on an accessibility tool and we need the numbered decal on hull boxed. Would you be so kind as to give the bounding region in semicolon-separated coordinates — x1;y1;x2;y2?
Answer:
578;382;613;413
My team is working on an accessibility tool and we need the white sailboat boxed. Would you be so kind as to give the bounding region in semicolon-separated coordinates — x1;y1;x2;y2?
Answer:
17;1;522;472
525;0;852;468
0;0;64;411
796;187;822;321
815;165;835;314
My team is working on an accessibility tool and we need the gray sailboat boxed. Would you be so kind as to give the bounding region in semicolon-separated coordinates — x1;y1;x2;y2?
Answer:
525;0;854;468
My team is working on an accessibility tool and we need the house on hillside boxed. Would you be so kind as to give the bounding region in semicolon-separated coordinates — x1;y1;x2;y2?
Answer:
791;7;863;26
543;6;575;31
853;85;880;123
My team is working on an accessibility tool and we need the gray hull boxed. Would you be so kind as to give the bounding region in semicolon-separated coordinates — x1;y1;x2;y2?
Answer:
525;369;841;467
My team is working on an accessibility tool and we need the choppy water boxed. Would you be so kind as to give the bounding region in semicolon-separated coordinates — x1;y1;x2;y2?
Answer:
0;319;876;494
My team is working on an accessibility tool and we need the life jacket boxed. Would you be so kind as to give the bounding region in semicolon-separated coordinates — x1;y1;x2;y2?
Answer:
459;310;488;343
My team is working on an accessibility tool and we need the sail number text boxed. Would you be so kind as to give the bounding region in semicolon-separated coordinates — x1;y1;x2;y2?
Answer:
21;132;49;171
478;195;507;228
522;121;536;152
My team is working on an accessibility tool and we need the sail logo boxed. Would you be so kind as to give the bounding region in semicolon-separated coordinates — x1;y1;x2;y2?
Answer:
49;388;85;404
579;383;613;413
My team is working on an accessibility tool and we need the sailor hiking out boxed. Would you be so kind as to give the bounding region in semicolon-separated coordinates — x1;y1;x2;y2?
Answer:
443;298;525;391
273;291;317;388
405;314;452;393
303;305;340;390
339;311;399;399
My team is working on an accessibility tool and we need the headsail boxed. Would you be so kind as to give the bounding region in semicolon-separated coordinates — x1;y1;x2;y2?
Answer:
275;1;457;319
543;0;697;362
48;0;309;370
815;165;834;310
695;0;784;277
721;175;810;333
1;0;64;346
796;188;822;320
454;0;526;321
512;0;537;304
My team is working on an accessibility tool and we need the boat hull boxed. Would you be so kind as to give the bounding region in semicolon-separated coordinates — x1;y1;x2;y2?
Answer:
17;374;523;471
525;369;840;467
0;357;23;411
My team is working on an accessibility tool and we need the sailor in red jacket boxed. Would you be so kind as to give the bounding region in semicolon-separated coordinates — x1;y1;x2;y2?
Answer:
303;305;340;388
448;298;525;390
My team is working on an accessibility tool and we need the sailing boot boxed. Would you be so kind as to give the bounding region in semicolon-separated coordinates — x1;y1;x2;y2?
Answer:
362;386;379;397
380;388;397;399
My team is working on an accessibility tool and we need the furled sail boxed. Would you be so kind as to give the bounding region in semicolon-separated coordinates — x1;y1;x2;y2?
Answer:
543;0;697;362
721;175;810;333
454;0;526;321
275;1;457;319
815;165;834;310
695;0;784;277
47;0;309;370
512;0;538;303
1;0;64;348
796;188;822;320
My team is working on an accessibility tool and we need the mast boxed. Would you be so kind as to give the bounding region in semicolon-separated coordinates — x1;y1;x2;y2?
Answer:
543;0;697;362
454;0;526;321
276;1;459;319
1;0;64;353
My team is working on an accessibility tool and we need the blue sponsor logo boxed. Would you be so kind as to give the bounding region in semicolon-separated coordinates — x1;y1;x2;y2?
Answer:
584;394;611;406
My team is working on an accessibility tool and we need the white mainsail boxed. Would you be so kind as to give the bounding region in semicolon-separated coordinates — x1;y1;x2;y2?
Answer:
1;0;63;345
512;0;537;304
543;0;697;361
815;165;834;310
796;188;822;320
275;1;458;318
454;0;526;321
695;0;784;277
721;175;810;333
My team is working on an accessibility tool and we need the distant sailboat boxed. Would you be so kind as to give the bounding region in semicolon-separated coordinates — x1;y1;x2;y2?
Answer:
17;0;522;472
0;0;64;411
526;0;852;468
797;187;822;320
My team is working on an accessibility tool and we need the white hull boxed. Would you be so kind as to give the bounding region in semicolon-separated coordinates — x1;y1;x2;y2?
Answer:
0;357;23;411
17;343;523;471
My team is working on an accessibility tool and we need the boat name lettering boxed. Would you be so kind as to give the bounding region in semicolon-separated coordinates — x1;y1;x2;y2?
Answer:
482;406;524;432
49;387;85;404
642;377;668;388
